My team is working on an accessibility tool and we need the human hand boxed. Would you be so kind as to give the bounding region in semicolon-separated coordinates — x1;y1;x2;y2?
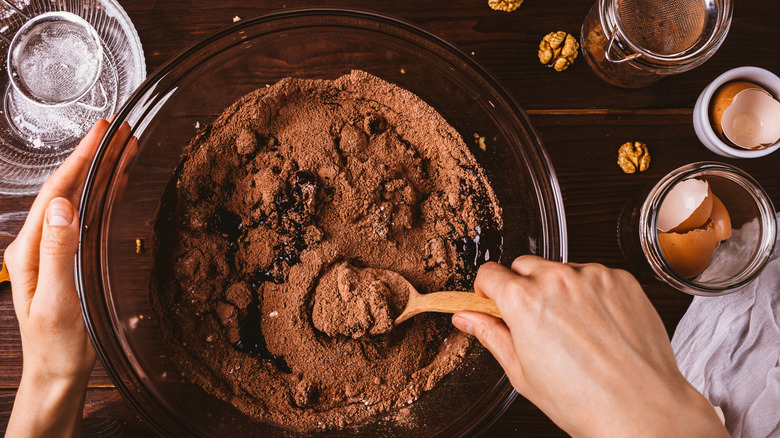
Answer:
4;119;109;437
452;256;729;438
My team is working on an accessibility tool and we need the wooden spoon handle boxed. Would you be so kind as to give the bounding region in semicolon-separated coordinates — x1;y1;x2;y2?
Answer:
0;260;9;284
414;291;501;319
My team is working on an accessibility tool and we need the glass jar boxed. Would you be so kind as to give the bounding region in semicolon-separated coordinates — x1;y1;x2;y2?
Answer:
580;0;733;88
619;162;776;295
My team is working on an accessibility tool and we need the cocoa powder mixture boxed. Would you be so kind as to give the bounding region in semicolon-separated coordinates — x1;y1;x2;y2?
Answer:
152;71;502;432
311;262;400;339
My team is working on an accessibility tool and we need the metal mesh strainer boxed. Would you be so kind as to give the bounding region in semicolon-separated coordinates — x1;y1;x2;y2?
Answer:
616;0;716;56
7;11;103;106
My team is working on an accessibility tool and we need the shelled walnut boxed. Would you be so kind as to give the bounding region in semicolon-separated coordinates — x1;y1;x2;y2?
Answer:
538;31;579;72
617;141;651;174
488;0;523;12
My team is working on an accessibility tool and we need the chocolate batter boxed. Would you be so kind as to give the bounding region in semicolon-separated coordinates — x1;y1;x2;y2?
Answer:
152;71;502;431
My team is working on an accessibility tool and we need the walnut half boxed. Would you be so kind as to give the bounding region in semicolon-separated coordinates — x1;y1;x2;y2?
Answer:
538;31;579;72
488;0;523;12
617;141;651;174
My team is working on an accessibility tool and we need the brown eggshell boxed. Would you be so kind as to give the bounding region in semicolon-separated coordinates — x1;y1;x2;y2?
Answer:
669;185;713;234
658;224;719;279
720;88;780;150
710;195;732;241
710;81;768;139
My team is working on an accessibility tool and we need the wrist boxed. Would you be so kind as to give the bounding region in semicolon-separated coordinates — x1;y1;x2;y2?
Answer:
20;348;95;389
24;361;92;385
627;375;730;438
672;382;730;437
20;364;91;398
587;371;730;438
7;366;91;438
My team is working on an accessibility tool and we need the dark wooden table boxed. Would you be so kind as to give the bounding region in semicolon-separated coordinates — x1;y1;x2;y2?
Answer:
2;0;779;436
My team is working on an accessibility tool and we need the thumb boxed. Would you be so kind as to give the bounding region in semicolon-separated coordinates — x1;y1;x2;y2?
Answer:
36;198;80;308
452;311;527;391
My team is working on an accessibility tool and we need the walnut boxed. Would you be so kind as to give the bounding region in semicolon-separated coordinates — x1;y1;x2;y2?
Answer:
488;0;523;12
617;141;651;174
538;31;579;72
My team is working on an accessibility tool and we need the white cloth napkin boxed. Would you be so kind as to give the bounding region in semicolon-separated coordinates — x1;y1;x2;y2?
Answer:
672;239;780;437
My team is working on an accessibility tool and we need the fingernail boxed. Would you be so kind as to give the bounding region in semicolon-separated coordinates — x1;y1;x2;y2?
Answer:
452;315;474;335
47;198;74;227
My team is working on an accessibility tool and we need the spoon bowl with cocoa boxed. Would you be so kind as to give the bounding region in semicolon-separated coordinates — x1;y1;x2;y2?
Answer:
312;262;502;338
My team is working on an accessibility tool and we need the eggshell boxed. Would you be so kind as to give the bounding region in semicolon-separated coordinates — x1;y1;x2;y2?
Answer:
720;88;780;149
710;81;767;138
657;179;713;233
710;195;732;241
658;223;719;279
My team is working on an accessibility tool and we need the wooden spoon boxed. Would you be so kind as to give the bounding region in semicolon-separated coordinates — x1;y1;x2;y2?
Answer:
1;260;9;284
368;268;502;326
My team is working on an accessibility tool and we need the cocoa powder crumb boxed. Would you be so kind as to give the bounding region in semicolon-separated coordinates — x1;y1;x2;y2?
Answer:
312;262;398;338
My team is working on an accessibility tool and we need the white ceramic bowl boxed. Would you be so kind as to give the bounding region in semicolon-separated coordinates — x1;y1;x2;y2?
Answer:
693;66;780;158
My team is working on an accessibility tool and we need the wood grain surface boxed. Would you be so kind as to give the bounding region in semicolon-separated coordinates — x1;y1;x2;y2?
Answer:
1;0;779;436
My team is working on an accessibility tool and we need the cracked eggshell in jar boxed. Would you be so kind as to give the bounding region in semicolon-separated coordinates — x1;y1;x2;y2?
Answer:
710;195;732;241
658;224;719;279
656;178;725;279
656;178;713;233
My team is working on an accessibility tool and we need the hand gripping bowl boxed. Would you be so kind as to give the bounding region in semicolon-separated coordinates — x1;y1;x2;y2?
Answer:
77;9;567;437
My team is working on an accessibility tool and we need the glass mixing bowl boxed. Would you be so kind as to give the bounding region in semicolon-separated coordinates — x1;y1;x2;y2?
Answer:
77;9;567;437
